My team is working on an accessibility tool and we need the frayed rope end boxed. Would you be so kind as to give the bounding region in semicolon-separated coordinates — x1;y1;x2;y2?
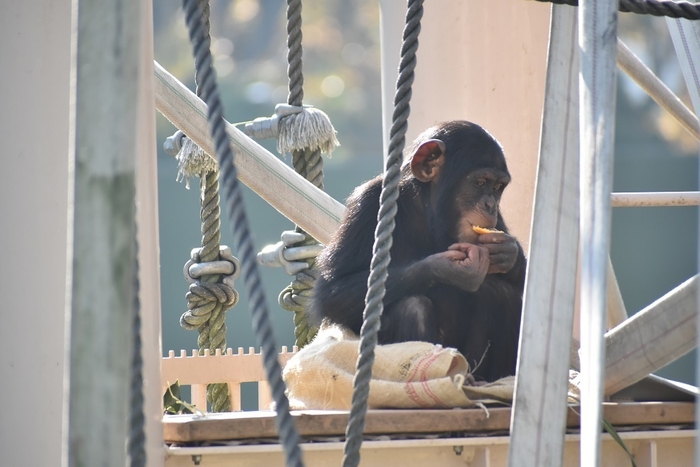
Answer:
277;107;340;156
175;137;218;189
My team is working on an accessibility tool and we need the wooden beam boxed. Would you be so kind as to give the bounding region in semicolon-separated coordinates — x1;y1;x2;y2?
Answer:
162;402;694;443
509;6;580;467
617;39;700;142
605;275;698;395
153;62;344;245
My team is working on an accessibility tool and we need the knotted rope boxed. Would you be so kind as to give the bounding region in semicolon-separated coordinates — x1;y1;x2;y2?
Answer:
342;1;423;466
182;0;303;464
175;0;237;413
275;0;339;348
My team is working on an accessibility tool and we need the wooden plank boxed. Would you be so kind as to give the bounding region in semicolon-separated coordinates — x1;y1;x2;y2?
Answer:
162;402;694;443
162;431;695;467
509;6;580;467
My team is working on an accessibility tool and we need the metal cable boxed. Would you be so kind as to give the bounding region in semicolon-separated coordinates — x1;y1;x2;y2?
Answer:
128;240;146;467
535;0;700;19
342;1;423;466
182;0;303;464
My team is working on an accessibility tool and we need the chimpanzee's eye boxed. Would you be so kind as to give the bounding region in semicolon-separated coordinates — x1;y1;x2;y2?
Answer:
494;183;502;191
476;179;485;188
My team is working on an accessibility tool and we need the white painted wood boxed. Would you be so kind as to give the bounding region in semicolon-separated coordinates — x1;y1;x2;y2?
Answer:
192;384;208;412
605;259;628;329
162;430;695;467
616;39;700;141
65;1;142;465
665;16;700;467
578;1;618;466
258;380;273;411
509;6;580;467
134;2;165;465
228;383;242;411
0;2;71;466
611;191;700;207
378;0;406;164
604;275;698;395
154;62;344;245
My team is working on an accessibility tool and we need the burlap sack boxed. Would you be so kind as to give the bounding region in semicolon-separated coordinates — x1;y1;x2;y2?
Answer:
282;325;515;410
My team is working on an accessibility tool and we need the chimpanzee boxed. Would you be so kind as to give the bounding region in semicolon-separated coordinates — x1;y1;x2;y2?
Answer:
309;120;526;382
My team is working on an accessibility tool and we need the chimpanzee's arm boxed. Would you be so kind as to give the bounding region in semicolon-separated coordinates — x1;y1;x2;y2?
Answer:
311;179;435;334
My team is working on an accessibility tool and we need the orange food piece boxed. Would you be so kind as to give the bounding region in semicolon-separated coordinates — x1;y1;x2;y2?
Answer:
472;225;503;235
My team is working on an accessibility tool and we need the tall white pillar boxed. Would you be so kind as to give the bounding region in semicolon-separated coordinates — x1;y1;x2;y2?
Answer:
0;1;71;466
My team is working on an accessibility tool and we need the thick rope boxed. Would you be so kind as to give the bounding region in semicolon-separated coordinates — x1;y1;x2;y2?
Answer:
286;0;304;107
177;0;234;413
182;0;303;464
342;1;423;466
128;241;145;467
535;0;700;19
276;0;324;348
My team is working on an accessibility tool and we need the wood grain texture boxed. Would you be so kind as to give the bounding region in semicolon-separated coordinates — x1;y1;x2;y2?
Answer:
163;402;694;443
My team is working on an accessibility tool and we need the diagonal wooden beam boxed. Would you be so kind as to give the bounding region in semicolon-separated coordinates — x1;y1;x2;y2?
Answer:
604;275;698;395
153;61;344;245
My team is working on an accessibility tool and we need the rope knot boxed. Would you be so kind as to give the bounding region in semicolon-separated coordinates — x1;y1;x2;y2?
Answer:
243;104;340;156
163;129;218;189
179;246;241;330
180;281;238;329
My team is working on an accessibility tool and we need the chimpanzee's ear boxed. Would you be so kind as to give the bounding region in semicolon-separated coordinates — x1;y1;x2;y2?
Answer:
410;139;446;183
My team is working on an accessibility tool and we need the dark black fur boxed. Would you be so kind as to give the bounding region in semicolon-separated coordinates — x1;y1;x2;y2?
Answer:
310;121;526;381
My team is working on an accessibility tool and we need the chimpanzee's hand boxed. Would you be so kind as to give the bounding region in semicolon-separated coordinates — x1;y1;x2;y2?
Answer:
425;243;489;292
475;231;519;274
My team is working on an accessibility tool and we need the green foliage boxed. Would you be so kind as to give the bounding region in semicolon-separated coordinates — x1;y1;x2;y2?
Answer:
163;380;196;415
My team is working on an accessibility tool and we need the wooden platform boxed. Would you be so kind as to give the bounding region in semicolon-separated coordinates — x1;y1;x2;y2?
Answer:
163;401;694;443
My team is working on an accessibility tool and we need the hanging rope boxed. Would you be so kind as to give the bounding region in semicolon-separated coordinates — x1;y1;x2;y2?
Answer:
128;241;145;467
181;0;303;464
535;0;700;19
342;1;423;466
173;0;239;413
275;0;340;347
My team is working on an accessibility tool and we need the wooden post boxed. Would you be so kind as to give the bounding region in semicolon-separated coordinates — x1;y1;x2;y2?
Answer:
0;2;71;466
134;1;165;464
64;1;142;465
666;18;700;465
378;0;405;164
508;6;580;466
578;1;618;466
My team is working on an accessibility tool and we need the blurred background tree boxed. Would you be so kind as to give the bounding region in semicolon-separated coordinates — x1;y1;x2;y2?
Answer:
153;1;697;396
